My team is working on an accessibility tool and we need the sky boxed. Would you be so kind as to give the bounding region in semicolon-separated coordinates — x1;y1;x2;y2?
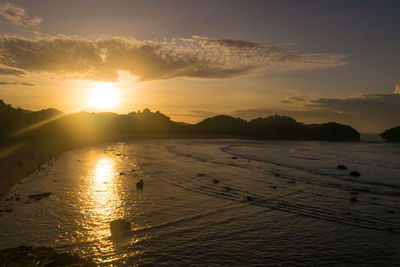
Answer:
0;0;399;133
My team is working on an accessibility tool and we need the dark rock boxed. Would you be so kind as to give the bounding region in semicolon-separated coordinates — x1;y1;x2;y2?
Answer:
110;219;131;235
232;156;238;159
349;171;361;177
274;173;280;177
224;186;232;191
28;192;51;201
386;210;395;214
287;181;296;184
0;246;95;266
5;209;12;212
270;185;277;189
337;164;348;170
350;197;358;202
119;172;127;176
213;179;220;184
246;196;254;201
136;180;144;189
197;173;206;177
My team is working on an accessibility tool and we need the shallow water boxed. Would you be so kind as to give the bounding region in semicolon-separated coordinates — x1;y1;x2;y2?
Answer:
1;139;399;265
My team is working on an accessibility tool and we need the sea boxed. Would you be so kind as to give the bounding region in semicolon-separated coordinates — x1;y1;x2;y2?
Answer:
1;137;399;266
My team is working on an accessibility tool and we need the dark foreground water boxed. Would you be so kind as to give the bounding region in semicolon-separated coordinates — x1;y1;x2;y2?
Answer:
1;139;399;266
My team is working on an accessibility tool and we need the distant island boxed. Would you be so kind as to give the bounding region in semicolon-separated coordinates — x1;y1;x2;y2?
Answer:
0;99;361;144
380;126;400;142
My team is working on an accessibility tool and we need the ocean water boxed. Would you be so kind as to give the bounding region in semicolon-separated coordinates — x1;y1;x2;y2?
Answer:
0;139;399;266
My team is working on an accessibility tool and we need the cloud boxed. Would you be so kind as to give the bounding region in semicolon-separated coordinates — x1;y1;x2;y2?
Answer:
19;81;34;86
206;39;261;48
281;95;309;104
0;35;346;81
0;66;25;76
0;2;42;27
231;94;400;133
0;80;34;86
173;110;219;118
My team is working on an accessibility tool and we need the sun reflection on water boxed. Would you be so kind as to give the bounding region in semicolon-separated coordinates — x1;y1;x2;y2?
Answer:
80;156;125;260
90;157;122;219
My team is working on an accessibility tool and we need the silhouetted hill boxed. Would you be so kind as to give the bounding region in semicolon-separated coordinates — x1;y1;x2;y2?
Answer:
194;115;246;134
0;100;63;139
247;115;309;139
380;126;400;142
0;100;361;143
308;122;360;141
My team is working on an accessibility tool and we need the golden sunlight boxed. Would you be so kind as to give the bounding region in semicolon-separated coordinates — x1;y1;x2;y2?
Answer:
89;82;119;109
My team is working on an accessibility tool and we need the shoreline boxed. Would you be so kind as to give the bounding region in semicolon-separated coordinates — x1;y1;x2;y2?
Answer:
0;140;75;201
0;133;382;201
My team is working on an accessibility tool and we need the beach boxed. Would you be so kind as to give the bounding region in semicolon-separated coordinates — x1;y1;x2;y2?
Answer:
0;139;399;265
0;140;70;201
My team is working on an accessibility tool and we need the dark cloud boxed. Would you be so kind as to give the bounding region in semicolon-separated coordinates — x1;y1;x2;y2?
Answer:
281;95;309;104
0;67;25;76
0;2;42;27
231;94;400;133
19;82;34;86
0;81;34;86
207;39;261;48
0;35;346;81
170;110;219;119
289;95;308;102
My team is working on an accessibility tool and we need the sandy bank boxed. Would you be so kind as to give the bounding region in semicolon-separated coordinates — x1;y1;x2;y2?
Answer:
0;140;77;200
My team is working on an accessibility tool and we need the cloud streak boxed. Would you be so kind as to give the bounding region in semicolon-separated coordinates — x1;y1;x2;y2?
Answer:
0;80;34;86
0;66;25;76
0;35;346;81
0;2;42;27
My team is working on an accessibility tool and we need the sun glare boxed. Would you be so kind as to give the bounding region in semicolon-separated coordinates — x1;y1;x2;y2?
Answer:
89;83;119;109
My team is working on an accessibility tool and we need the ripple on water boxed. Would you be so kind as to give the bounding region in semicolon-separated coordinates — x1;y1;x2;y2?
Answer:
0;139;399;265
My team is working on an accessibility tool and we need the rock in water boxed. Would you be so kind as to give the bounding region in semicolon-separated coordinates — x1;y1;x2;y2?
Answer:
350;197;358;202
349;171;361;177
136;180;144;189
110;219;131;235
0;246;95;266
337;164;348;170
28;192;51;201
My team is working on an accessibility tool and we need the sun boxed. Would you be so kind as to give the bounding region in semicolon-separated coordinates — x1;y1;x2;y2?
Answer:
89;82;119;109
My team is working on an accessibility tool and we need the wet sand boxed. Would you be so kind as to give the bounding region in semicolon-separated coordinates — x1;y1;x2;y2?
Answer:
0;140;74;200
